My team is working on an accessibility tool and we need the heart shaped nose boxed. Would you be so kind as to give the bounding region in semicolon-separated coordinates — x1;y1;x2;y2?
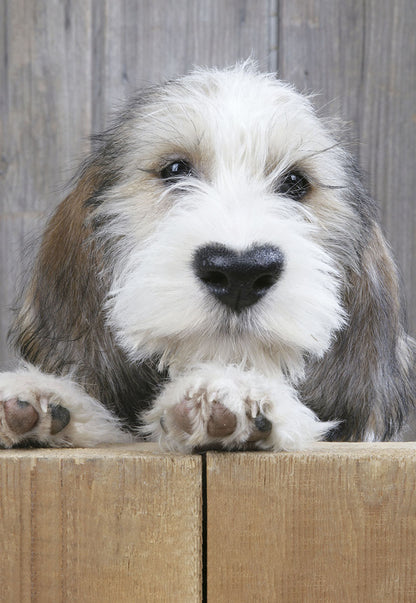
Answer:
193;243;284;312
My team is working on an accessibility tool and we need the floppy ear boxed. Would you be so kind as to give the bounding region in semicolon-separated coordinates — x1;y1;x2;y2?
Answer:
9;165;106;372
302;220;416;440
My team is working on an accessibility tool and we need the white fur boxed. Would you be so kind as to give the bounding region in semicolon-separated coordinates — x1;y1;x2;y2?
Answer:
108;180;344;377
141;363;336;452
0;365;132;447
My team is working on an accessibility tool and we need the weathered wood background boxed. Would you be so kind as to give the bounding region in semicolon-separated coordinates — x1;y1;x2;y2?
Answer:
1;0;415;371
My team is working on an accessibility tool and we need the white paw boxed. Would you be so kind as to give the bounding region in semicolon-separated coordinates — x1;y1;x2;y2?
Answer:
141;364;336;452
0;376;70;447
0;366;132;448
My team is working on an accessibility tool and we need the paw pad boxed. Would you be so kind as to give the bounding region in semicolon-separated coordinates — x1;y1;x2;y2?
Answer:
160;398;271;446
167;399;237;438
4;398;39;434
1;393;71;447
206;403;237;437
247;414;273;442
50;405;71;435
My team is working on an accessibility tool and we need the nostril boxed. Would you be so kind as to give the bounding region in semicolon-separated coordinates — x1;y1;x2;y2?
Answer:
200;271;229;289
252;273;279;294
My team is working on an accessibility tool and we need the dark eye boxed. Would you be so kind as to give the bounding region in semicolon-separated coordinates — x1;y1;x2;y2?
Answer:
275;170;310;201
160;160;194;184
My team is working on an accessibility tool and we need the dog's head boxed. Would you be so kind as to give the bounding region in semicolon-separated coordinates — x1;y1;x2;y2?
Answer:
80;62;377;376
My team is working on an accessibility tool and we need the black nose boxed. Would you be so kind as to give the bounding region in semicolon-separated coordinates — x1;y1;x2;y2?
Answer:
193;243;284;312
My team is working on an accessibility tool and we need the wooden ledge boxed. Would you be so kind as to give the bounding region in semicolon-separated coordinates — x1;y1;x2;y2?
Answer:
2;439;416;457
206;442;416;602
1;443;202;602
2;443;416;601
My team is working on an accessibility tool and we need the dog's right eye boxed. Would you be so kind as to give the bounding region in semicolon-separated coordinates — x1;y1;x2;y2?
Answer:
160;160;194;184
274;170;310;202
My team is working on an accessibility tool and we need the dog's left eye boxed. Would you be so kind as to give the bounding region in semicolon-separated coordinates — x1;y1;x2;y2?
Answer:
160;160;194;184
275;170;310;201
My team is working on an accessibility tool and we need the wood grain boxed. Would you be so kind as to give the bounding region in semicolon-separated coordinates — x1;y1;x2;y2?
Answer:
3;443;416;600
206;443;416;602
0;444;202;602
90;0;276;133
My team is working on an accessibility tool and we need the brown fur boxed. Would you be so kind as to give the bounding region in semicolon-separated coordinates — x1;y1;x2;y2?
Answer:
12;169;102;370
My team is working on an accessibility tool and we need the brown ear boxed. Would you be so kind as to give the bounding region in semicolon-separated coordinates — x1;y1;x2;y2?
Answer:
9;166;106;372
302;221;416;440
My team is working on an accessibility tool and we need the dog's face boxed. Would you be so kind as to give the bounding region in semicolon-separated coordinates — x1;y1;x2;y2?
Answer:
86;64;372;376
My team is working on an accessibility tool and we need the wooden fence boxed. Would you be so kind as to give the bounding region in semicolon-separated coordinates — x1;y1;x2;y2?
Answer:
2;443;416;602
1;0;415;365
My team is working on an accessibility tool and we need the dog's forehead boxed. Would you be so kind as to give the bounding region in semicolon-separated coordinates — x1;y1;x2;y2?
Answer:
163;68;309;124
135;67;332;171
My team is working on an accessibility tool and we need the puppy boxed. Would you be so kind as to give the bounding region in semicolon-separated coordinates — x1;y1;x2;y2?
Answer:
1;62;414;451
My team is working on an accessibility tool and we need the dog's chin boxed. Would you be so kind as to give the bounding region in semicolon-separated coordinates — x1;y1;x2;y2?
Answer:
113;301;341;380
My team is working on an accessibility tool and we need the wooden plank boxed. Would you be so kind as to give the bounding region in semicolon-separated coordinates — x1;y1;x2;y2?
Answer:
278;0;416;333
356;0;416;336
206;443;416;602
90;0;276;132
0;0;93;213
278;0;366;147
0;444;202;603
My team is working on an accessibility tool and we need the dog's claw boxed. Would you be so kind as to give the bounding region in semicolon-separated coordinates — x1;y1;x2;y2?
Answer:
159;415;168;433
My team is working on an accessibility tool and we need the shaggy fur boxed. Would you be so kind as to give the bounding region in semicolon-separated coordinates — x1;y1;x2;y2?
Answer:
1;62;414;451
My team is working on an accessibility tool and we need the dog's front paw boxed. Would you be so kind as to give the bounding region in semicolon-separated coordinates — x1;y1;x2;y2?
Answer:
157;389;273;451
0;366;135;448
0;388;70;448
141;366;335;452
